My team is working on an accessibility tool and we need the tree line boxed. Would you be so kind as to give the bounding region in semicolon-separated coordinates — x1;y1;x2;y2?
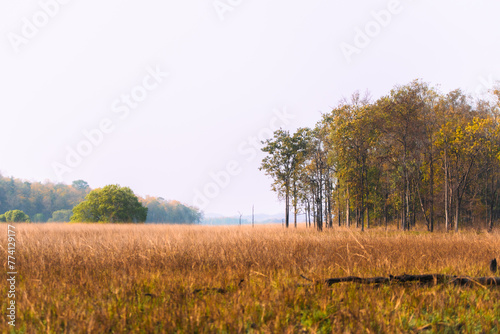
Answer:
260;80;500;232
0;175;202;224
0;175;89;222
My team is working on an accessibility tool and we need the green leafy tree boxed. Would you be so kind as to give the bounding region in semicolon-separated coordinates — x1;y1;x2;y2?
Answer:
0;214;5;222
71;185;148;223
260;129;308;228
4;210;30;222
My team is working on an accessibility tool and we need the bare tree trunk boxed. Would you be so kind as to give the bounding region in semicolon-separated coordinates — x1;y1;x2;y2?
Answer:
317;170;323;232
317;196;323;232
455;191;460;233
430;152;434;232
307;199;311;228
366;204;370;229
405;174;410;231
312;189;316;229
444;149;449;232
346;186;350;228
489;175;494;231
285;182;290;228
337;185;342;227
356;207;360;229
293;181;297;228
384;189;388;230
328;184;333;228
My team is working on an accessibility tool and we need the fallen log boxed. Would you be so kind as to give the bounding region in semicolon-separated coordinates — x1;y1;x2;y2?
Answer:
320;274;500;286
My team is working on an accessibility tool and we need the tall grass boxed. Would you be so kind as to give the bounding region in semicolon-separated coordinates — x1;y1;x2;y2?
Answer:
2;223;500;333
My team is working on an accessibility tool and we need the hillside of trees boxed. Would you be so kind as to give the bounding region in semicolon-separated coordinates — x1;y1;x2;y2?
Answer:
0;175;202;224
260;80;500;232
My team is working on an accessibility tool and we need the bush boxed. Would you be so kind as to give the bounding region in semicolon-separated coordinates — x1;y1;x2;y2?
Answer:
49;210;73;222
4;210;30;222
32;213;46;223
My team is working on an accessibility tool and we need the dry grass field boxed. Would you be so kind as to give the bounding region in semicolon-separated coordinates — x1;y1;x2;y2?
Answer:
2;223;500;333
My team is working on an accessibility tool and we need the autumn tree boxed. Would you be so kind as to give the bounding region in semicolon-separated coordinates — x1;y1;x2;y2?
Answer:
261;80;500;232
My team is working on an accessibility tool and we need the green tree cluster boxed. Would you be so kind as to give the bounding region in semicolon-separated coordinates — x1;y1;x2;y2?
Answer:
0;210;30;222
261;80;500;231
71;185;148;223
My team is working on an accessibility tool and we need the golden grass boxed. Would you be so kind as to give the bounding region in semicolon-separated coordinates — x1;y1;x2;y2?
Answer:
2;223;500;333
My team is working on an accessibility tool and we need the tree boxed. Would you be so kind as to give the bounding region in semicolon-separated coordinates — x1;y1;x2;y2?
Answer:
71;185;148;223
4;210;30;222
141;196;203;224
260;129;307;228
72;180;90;191
376;81;429;230
261;80;500;232
329;95;378;231
49;209;73;222
32;213;45;222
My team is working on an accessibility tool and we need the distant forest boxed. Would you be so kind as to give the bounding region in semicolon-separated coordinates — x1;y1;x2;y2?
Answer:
261;80;500;232
0;175;201;224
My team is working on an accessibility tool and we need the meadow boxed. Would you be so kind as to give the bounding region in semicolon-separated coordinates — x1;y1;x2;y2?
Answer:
2;223;500;333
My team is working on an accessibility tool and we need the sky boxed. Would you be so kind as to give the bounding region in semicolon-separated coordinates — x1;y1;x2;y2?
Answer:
1;0;500;217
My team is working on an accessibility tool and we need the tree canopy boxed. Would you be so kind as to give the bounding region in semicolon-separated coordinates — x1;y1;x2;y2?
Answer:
71;185;148;223
1;210;30;222
261;80;500;231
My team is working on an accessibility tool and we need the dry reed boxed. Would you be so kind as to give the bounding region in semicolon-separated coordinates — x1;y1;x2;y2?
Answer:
2;223;500;333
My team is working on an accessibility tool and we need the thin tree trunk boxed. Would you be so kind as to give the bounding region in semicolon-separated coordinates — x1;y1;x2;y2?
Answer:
430;152;434;232
455;193;460;233
444;149;449;232
312;189;316;229
293;180;297;228
346;186;350;228
317;168;323;232
366;204;370;229
405;174;410;231
337;185;342;227
285;182;290;228
489;174;495;231
384;195;388;230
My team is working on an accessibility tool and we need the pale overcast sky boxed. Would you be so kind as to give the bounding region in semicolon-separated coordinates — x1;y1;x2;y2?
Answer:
1;0;499;216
